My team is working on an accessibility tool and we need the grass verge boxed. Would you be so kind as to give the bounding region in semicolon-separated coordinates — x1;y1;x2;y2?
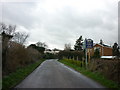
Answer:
59;59;119;89
2;59;45;90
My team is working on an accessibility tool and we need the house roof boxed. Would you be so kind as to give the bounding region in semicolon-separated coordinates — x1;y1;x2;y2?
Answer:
94;43;112;49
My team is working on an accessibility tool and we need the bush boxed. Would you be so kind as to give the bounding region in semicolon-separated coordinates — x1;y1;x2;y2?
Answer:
92;49;100;58
43;53;57;59
27;47;41;63
88;59;120;84
63;59;85;67
3;42;41;76
58;50;84;60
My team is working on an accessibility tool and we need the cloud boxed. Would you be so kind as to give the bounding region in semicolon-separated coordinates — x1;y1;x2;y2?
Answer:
1;2;37;29
0;0;118;49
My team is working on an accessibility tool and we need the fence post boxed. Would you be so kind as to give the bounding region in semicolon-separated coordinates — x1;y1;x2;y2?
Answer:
77;56;78;61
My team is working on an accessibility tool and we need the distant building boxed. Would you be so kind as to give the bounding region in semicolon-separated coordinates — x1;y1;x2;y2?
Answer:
90;43;113;56
44;49;52;53
44;49;60;54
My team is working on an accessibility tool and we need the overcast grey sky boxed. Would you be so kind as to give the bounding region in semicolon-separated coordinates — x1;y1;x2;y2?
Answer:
0;0;118;49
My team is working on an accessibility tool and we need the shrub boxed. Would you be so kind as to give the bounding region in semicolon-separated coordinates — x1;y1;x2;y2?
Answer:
3;42;41;76
58;50;84;60
88;59;120;84
63;59;85;67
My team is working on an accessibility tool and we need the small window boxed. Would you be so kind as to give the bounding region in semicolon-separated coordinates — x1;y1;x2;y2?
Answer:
94;47;101;52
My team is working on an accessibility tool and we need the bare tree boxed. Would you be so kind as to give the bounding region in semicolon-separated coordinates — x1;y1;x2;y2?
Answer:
0;23;16;35
0;23;7;33
12;32;29;45
7;25;16;35
0;23;29;71
0;23;29;45
0;23;16;70
64;43;71;51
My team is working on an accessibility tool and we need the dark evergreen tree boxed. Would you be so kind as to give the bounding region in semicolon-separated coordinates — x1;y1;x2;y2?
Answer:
28;44;45;54
74;36;83;51
112;42;120;57
93;49;100;58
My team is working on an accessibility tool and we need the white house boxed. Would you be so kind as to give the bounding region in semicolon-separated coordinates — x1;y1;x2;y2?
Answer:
44;49;60;54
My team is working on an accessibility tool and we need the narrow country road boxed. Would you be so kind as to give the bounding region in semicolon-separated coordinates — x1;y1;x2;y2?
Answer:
15;59;105;88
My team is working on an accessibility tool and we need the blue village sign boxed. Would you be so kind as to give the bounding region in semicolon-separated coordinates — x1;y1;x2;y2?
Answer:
85;39;93;49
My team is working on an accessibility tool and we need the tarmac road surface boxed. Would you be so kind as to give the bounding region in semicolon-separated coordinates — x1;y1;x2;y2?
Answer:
15;59;105;88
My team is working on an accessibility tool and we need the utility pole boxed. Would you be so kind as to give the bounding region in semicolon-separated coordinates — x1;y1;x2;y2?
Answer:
85;48;88;68
2;31;13;70
83;38;88;68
